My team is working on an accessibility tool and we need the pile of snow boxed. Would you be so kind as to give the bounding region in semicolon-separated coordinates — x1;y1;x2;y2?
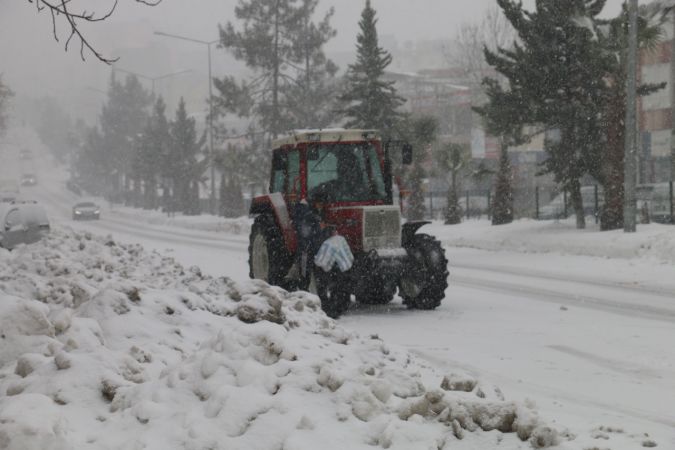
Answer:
427;218;675;263
0;228;563;449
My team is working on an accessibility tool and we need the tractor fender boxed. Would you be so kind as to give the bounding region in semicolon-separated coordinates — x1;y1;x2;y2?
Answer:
249;193;297;252
402;221;431;247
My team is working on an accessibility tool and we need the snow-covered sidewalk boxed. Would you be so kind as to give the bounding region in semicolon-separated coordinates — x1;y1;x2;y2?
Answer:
1;228;565;450
426;217;675;264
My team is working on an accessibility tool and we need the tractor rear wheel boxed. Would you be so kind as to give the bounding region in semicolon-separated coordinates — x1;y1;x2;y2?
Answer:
249;215;292;287
400;234;448;310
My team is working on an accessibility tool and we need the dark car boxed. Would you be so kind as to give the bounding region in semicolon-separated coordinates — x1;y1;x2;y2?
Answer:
19;149;32;160
21;174;37;186
72;201;101;220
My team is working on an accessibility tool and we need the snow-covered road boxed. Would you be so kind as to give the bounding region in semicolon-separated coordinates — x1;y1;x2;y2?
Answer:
6;133;675;448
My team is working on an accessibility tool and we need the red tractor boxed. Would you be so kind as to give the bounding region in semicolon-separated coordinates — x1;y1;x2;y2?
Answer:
248;129;448;317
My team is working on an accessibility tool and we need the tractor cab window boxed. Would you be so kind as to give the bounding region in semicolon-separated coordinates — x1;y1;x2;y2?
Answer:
286;150;300;198
307;142;386;203
271;150;286;193
270;148;300;198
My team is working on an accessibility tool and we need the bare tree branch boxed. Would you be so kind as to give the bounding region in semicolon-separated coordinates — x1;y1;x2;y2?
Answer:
445;5;515;94
26;0;161;64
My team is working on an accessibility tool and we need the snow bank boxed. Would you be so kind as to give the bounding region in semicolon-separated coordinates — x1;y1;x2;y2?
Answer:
427;218;675;263
0;228;563;449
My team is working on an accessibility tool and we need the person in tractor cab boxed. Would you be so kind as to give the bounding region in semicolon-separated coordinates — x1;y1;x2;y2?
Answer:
308;145;372;203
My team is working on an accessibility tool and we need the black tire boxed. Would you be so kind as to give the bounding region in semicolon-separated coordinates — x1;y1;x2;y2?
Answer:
248;215;292;287
355;275;395;305
400;234;448;310
311;269;351;319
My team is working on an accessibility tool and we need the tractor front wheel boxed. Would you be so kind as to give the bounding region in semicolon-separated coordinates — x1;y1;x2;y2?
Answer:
248;215;292;287
400;234;448;310
310;269;351;319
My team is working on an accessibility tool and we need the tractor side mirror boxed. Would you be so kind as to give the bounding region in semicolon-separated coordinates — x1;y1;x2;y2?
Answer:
272;151;287;171
402;143;413;165
308;145;319;161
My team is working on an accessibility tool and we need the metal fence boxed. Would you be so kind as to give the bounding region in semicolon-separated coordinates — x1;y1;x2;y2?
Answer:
422;181;675;225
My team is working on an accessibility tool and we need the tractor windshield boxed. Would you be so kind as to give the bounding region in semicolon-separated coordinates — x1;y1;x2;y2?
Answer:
307;142;386;203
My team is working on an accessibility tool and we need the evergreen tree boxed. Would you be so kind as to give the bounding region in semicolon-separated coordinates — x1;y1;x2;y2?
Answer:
402;116;438;220
479;0;613;229
73;126;107;195
216;0;337;138
99;74;152;201
168;98;207;215
286;0;339;128
0;76;13;136
338;0;405;136
135;97;170;210
492;142;514;225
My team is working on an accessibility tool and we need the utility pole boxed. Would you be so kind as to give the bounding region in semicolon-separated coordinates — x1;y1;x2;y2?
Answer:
671;8;675;184
624;0;638;233
154;31;219;215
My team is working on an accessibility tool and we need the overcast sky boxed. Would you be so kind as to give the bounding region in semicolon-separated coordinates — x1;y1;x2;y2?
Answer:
0;0;627;123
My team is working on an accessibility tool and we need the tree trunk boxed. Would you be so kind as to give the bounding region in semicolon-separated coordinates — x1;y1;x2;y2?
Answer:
569;178;586;229
601;90;625;231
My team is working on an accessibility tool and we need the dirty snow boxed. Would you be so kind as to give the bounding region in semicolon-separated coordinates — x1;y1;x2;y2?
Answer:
1;229;563;450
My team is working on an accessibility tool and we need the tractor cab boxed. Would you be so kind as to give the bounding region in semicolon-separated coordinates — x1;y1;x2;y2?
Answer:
249;129;448;318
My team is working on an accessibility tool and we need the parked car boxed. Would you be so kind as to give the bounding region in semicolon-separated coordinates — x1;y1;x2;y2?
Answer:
72;201;101;220
0;180;20;203
0;203;50;250
20;173;37;186
19;149;32;160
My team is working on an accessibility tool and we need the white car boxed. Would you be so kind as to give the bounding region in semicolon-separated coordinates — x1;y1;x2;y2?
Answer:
0;203;50;250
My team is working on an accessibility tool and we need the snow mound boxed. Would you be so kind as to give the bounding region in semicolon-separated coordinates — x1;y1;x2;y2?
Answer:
0;228;561;449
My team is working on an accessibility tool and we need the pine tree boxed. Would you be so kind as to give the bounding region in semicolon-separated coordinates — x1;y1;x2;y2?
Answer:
216;0;337;138
479;0;613;229
286;0;339;128
492;142;514;225
73;126;107;195
135;97;170;210
99;74;152;201
402;116;438;220
338;0;405;136
168;98;207;215
0;76;13;136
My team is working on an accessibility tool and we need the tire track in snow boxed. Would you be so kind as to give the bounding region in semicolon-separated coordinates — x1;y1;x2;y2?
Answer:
452;274;675;323
451;260;675;301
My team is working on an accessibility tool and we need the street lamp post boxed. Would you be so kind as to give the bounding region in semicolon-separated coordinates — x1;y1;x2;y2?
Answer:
154;31;219;215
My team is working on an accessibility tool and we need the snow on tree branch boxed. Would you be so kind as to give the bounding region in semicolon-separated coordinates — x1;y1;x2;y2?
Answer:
27;0;161;64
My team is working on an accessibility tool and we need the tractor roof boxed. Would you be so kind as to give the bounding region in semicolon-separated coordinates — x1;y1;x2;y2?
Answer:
272;129;380;148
